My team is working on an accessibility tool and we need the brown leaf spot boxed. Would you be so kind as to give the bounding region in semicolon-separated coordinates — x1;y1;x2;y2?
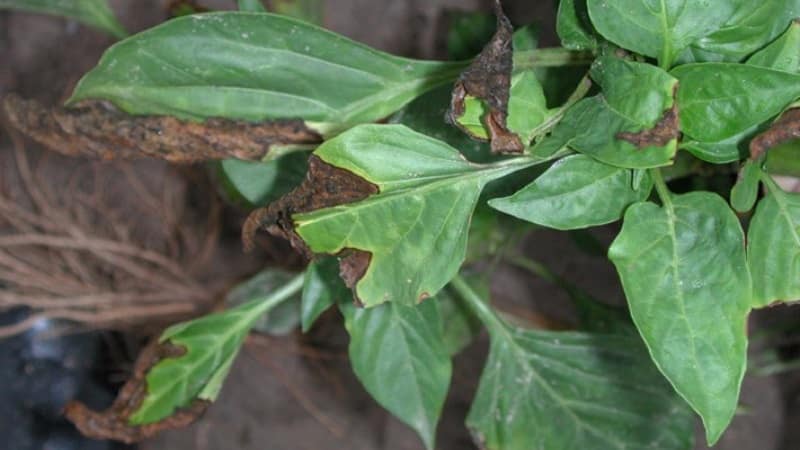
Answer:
338;248;372;294
242;155;378;255
2;94;321;163
750;108;800;160
64;340;209;444
616;103;680;149
448;0;524;154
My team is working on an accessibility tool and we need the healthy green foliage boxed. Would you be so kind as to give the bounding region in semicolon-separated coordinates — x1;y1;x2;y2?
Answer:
216;154;307;207
68;12;464;136
556;0;597;51
129;273;305;424
237;0;266;13
730;160;761;213
340;299;451;450
226;268;303;336
452;277;694;450
300;257;348;332
490;155;652;230
609;190;751;445
0;0;127;38
293;124;545;307
746;19;800;72
747;175;800;307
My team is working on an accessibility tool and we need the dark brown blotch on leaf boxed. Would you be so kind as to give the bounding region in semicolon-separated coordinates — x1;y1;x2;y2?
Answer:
2;94;321;163
616;103;680;149
448;0;524;154
750;108;800;160
64;340;209;444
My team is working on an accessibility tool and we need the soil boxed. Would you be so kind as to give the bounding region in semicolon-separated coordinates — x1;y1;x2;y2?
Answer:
0;1;797;450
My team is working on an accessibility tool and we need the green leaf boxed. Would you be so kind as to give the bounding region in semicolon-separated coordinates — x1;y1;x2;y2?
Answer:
556;0;597;51
216;153;308;207
747;20;800;73
490;154;653;230
237;0;266;12
293;124;544;307
0;0;127;38
730;160;761;212
340;300;451;450
586;0;739;68
438;277;487;356
226;268;303;336
301;257;349;332
68;12;464;136
679;0;798;63
535;56;678;169
673;63;800;143
747;176;800;307
608;191;751;445
451;277;694;450
446;11;497;60
129;273;305;424
680;130;752;164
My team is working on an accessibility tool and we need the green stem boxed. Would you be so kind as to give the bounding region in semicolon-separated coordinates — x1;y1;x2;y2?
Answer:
650;168;673;209
246;272;306;320
450;274;505;331
529;74;592;141
513;48;595;70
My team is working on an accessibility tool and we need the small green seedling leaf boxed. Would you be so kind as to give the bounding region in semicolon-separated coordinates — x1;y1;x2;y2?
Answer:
609;192;751;445
452;278;694;450
287;124;545;307
673;63;800;143
301;257;349;332
0;0;127;38
340;300;451;450
556;0;597;51
490;154;653;230
129;273;305;424
69;12;464;136
747;175;800;307
535;56;678;169
730;160;761;213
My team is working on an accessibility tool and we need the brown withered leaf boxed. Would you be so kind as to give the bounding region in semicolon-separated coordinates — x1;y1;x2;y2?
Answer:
2;94;321;163
242;154;377;253
616;103;681;148
448;0;524;154
64;339;209;444
750;108;800;160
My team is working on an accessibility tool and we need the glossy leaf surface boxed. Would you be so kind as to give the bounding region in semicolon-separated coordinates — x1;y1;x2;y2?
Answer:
490;154;652;230
609;192;751;444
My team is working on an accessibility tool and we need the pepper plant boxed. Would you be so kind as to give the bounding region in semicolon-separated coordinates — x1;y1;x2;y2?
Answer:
4;0;800;448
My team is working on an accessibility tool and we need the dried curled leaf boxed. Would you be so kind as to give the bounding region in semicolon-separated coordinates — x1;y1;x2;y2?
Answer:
750;108;800;160
448;0;523;154
64;340;209;444
3;94;321;163
242;155;378;290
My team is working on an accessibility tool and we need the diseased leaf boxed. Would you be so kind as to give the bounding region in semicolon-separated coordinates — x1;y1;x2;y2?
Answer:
0;0;127;38
746;19;800;72
68;12;464;136
216;153;308;207
730;160;761;213
747;176;800;307
609;192;751;445
490;154;653;230
750;108;800;160
301;257;349;332
226;269;303;336
556;0;597;51
586;0;738;68
237;0;266;12
673;63;800;143
340;300;451;450
449;0;523;154
452;278;694;450
534;57;678;169
128;274;304;424
253;124;543;307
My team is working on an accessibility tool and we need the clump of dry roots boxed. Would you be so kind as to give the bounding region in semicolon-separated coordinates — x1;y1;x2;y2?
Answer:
0;122;225;337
